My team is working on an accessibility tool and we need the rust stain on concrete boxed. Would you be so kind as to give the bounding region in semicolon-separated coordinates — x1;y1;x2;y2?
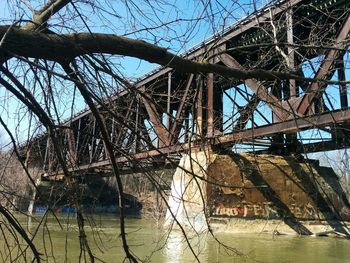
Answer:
207;153;350;221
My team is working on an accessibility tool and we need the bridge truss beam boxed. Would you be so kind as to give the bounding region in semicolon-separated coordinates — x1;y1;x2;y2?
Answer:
23;0;350;175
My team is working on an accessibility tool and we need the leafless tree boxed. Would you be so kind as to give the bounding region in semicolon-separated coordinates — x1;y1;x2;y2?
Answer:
0;0;349;262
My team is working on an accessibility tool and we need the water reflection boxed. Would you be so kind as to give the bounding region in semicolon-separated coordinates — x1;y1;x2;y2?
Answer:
164;230;209;263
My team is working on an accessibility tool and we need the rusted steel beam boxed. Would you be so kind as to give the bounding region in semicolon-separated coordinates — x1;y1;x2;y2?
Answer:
218;53;291;122
223;89;260;129
64;143;191;173
59;108;350;174
196;75;203;136
76;119;81;161
115;97;135;145
231;86;270;125
170;74;194;144
184;111;189;142
141;94;170;146
110;96;138;157
134;98;140;152
286;7;296;98
234;94;260;131
213;85;223;133
218;108;350;144
66;128;77;166
207;73;214;137
166;72;172;130
89;119;96;162
299;139;350;153
337;60;348;109
124;129;136;153
297;13;350;115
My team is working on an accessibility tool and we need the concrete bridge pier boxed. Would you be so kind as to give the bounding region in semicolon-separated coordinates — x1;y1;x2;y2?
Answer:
165;150;215;232
165;151;350;236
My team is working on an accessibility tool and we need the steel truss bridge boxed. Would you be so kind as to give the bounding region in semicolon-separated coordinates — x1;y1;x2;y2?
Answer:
27;0;350;175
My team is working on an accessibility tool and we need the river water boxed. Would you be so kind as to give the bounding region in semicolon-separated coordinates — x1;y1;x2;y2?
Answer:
1;214;350;262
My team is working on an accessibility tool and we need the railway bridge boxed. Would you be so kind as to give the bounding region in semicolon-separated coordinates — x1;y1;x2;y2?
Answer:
25;0;350;175
22;0;350;234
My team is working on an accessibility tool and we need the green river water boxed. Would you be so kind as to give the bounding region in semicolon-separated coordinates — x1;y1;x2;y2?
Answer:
1;214;349;262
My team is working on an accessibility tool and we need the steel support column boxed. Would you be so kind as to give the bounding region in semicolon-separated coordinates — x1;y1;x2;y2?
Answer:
207;73;214;137
196;75;203;137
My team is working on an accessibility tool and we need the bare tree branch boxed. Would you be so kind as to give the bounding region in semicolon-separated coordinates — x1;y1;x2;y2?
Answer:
0;26;348;84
